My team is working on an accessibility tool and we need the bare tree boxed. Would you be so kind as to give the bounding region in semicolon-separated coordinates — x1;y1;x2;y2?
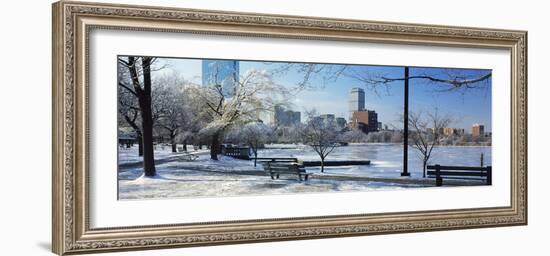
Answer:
156;91;186;152
117;56;158;177
118;85;144;156
182;84;208;151
271;63;347;90
117;63;144;156
274;63;491;93
152;75;195;153
118;73;177;156
302;110;340;172
230;121;273;166
408;109;452;177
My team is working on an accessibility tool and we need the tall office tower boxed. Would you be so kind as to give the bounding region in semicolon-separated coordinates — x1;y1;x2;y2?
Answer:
348;87;365;120
202;60;240;98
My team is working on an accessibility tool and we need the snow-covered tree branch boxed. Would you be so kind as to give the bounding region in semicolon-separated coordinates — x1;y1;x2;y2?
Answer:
196;68;290;160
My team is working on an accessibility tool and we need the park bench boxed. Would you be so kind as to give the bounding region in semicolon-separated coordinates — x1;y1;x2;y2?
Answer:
262;161;309;181
427;164;492;186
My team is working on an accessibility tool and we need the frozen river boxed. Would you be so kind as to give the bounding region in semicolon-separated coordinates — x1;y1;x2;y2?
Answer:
259;143;492;179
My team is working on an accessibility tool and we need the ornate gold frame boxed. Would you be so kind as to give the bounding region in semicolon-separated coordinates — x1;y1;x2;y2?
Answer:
52;1;527;255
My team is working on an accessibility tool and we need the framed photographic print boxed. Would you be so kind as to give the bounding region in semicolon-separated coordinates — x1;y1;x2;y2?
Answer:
52;1;527;255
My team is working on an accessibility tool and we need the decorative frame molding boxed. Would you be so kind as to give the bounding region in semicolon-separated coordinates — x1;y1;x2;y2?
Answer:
52;1;527;255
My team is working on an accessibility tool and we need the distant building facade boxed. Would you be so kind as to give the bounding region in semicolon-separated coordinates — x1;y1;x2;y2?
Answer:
312;114;347;129
443;127;465;136
202;60;239;97
349;110;378;133
426;127;464;136
318;114;335;124
273;106;301;126
472;124;485;137
348;87;365;120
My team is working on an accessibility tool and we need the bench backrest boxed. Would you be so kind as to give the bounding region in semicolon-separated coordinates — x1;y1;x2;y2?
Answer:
256;158;298;163
264;162;305;173
427;165;490;171
427;165;491;176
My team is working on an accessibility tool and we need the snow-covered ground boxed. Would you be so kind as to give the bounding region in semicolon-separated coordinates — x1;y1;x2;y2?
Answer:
118;143;491;200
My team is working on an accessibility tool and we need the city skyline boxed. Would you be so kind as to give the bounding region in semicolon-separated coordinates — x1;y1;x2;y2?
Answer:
155;57;492;132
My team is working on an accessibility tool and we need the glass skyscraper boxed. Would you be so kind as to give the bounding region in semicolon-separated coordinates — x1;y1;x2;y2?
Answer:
202;60;240;98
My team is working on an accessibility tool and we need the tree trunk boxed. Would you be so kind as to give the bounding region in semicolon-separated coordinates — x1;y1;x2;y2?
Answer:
137;135;143;156
210;132;221;160
138;57;156;177
320;157;325;172
140;106;156;177
480;152;484;167
170;134;177;153
253;142;258;167
183;139;188;152
422;158;427;178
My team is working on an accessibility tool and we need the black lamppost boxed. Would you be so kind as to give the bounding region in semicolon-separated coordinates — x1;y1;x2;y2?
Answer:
401;66;410;177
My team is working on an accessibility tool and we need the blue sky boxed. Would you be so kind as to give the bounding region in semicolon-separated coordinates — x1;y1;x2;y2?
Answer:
156;58;492;132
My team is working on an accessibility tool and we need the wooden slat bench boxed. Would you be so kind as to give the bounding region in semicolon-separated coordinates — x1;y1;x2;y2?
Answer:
255;157;298;163
427;164;492;186
263;162;309;181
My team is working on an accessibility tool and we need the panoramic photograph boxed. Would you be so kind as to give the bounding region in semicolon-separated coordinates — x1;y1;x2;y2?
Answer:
117;56;492;200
